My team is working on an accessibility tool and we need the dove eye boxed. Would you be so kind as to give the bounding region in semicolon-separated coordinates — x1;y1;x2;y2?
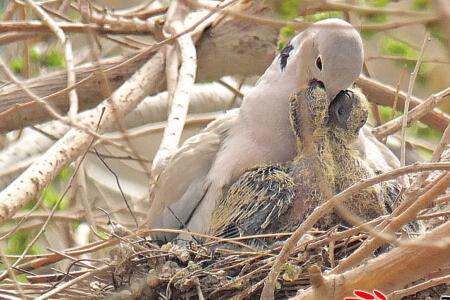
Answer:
316;56;322;71
280;44;294;71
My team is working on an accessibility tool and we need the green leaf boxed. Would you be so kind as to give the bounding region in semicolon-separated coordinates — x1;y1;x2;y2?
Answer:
30;48;40;63
382;37;416;58
412;0;429;10
42;185;68;210
278;26;296;50
277;0;302;20
369;0;390;7
9;57;24;74
57;167;72;182
7;232;39;255
361;29;377;39
41;50;65;69
381;37;430;87
305;11;343;23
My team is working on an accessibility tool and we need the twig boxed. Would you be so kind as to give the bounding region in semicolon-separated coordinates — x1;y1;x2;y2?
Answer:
35;264;111;300
332;167;450;274
413;120;450;191
314;0;429;17
373;86;450;139
94;149;138;228
400;32;430;167
218;78;245;100
357;75;450;133
0;108;105;282
1;0;19;21
390;66;408;123
366;55;450;65
78;4;158;36
434;194;450;205
83;20;153;184
0;20;156;34
0;58;143;163
389;274;450;300
24;0;79;122
195;277;205;300
0;247;25;298
294;221;450;299
186;0;439;31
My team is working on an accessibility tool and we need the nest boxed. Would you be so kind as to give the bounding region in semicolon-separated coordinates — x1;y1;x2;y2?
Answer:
7;225;369;299
3;218;450;300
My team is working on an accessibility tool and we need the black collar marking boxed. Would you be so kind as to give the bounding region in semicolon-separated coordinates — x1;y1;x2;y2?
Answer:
280;44;294;71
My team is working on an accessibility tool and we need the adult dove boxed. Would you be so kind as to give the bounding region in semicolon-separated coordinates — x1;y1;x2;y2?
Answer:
147;19;396;240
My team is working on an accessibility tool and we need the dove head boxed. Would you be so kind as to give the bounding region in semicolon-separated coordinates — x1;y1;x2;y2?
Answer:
280;18;364;100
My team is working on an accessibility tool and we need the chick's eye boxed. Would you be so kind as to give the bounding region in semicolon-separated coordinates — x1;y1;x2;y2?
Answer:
316;56;322;71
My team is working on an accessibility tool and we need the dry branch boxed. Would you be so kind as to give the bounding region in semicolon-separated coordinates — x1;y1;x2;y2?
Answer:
0;55;145;133
356;75;450;132
389;274;450;300
0;20;154;34
0;50;165;224
373;86;450;139
152;2;197;172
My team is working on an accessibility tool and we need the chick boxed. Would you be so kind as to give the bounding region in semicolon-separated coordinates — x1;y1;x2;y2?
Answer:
327;89;391;223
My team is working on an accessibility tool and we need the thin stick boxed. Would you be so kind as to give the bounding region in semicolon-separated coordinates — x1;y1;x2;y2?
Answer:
388;273;450;300
35;264;111;300
400;32;430;167
0;247;25;298
390;65;407;123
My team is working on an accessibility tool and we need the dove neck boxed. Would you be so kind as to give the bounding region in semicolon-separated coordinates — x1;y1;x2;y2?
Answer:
239;73;300;160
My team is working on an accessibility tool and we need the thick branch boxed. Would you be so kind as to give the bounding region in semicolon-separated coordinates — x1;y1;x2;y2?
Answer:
152;2;197;172
0;55;145;133
373;86;450;139
356;76;450;132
